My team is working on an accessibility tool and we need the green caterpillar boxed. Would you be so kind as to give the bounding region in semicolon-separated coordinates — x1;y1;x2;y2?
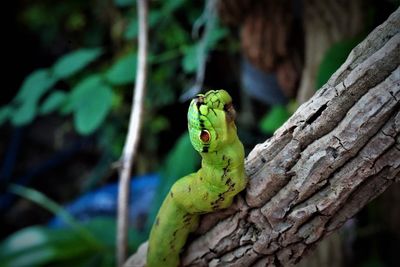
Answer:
147;90;247;267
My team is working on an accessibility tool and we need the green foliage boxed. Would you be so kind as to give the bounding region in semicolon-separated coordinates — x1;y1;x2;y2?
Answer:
69;75;114;135
105;53;136;85
148;116;170;134
9;184;100;246
207;23;229;48
0;226;93;267
181;21;228;74
0;106;12;125
182;45;199;74
11;99;37;127
15;69;57;103
259;105;291;135
162;21;189;48
39;90;68;115
160;134;200;189
2;185;146;267
2;1;233;265
114;0;134;8
0;47;108;133
9;69;56;126
316;36;363;89
146;67;176;108
148;134;200;229
52;48;103;79
124;19;138;40
0;218;145;267
2;0;229;137
6;2;398;266
162;0;186;13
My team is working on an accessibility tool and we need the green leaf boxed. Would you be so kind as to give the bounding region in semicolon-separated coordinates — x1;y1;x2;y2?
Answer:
3;183;106;266
181;45;198;74
0;226;93;267
83;217;147;250
105;53;136;85
149;116;170;133
0;193;146;267
11;100;37;126
206;23;228;49
59;97;75;115
0;106;12;125
39;90;67;115
8;184;101;248
15;69;57;103
149;11;163;28
316;36;363;89
124;19;138;40
74;87;113;135
11;69;57;126
52;48;103;79
146;67;176;107
69;75;114;135
114;0;134;7
162;21;188;48
69;75;102;108
162;0;185;13
259;105;290;134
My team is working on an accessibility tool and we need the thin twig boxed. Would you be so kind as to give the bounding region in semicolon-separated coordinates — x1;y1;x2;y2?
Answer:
117;0;148;266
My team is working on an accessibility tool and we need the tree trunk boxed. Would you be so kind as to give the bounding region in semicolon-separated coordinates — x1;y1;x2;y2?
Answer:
297;0;364;104
125;8;399;267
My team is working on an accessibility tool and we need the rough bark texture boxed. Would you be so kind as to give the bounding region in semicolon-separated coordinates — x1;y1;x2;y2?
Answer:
181;8;400;266
125;8;399;267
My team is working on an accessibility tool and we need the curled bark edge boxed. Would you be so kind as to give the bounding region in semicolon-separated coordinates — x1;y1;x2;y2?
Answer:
125;7;400;267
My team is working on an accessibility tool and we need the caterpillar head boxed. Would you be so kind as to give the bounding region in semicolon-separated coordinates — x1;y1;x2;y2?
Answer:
188;90;237;153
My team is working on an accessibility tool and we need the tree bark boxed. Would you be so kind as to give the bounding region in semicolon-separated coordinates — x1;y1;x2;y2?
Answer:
183;7;400;266
297;0;364;104
125;8;399;267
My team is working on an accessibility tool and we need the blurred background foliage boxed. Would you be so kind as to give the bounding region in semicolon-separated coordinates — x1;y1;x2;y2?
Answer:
0;0;399;266
0;0;229;266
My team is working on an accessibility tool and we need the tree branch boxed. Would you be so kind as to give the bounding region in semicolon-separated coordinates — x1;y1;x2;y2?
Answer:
117;0;148;266
124;7;399;267
182;8;399;266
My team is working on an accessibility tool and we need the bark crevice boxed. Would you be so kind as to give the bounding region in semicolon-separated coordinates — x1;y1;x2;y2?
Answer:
180;8;400;267
123;8;400;267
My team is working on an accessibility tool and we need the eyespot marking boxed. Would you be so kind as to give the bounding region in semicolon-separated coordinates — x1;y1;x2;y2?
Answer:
200;130;210;142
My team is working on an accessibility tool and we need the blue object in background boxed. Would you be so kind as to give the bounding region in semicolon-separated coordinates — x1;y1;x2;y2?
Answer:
241;57;288;105
49;173;160;229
